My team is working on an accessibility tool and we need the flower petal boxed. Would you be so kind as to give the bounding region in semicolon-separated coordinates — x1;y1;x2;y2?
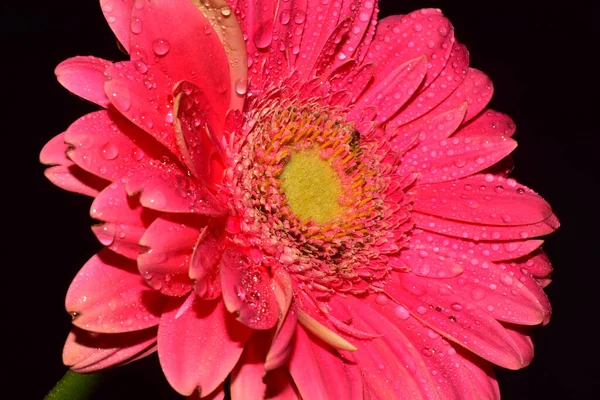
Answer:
138;216;202;296
41;132;108;196
220;248;279;330
90;180;155;259
265;269;297;371
289;326;365;400
230;334;268;400
158;297;251;396
413;211;559;241
129;0;231;119
103;61;183;158
65;110;171;182
385;273;527;369
409;231;544;263
63;326;157;373
400;135;517;184
125;162;223;215
66;249;165;333
100;0;135;52
412;174;553;226
55;56;111;107
391;42;470;126
455;109;516;138
173;81;225;185
190;219;225;299
352;55;428;124
391;249;464;279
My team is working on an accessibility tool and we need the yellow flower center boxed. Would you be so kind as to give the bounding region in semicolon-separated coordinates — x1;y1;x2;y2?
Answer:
279;148;344;224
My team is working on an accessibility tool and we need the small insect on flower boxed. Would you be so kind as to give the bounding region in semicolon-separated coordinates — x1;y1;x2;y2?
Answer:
41;0;558;398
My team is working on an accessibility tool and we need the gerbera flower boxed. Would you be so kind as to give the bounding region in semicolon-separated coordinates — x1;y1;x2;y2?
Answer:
41;0;558;398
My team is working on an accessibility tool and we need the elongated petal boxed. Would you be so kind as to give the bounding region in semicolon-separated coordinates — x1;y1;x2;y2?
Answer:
90;180;154;259
129;0;231;119
100;0;135;52
41;132;108;196
55;56;111;107
391;42;470;126
413;211;559;241
220;248;279;330
412;174;553;226
64;327;157;373
391;248;464;279
65;110;172;182
158;297;251;396
138;216;202;296
400;135;517;184
66;249;165;333
289;326;365;400
125;163;223;215
231;334;268;400
384;273;526;369
455;109;516;138
190;219;225;299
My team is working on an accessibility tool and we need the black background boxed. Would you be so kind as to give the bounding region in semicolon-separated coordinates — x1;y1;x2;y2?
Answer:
3;0;598;398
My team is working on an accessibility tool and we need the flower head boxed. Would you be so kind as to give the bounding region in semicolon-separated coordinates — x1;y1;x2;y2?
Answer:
42;0;558;398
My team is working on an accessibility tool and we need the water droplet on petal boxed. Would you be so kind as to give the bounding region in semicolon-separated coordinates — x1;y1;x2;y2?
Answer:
100;143;119;160
152;39;170;56
130;17;143;34
394;305;410;320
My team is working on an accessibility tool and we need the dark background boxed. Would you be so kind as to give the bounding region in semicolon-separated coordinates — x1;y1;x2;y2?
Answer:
3;0;598;398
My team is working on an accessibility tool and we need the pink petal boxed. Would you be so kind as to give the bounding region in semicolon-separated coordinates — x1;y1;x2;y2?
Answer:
129;0;231;120
103;61;183;158
400;135;517;184
431;68;494;123
125;163;223;215
55;56;111;107
391;42;470;126
265;269;297;371
352;55;428;124
66;249;165;333
411;174;553;226
158;297;251;396
343;296;439;399
516;250;553;278
190;219;226;299
390;248;464;279
100;0;135;52
294;0;347;81
90;180;154;259
337;0;378;65
496;258;552;325
413;211;559;241
389;103;468;151
41;132;108;196
138;216;201;296
173;81;225;185
220;248;279;330
369;303;500;400
63;326;157;373
384;273;527;369
264;368;301;399
409;231;544;263
455;109;517;138
332;62;375;105
365;9;455;97
65;110;171;182
289;326;365;400
446;259;549;325
231;334;268;400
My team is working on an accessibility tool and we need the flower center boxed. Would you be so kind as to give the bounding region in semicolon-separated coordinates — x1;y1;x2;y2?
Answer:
279;148;344;224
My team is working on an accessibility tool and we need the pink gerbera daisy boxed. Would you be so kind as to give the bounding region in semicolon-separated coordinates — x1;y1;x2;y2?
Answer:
41;0;558;398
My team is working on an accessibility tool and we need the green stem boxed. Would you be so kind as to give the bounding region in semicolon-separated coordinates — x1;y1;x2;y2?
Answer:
45;371;104;400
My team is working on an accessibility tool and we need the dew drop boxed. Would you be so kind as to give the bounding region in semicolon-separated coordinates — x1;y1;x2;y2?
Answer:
394;305;410;320
100;143;119;160
375;294;388;305
130;17;143;34
235;79;248;95
152;39;170;56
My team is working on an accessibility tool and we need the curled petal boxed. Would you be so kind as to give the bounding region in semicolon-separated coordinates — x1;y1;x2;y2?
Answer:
63;326;157;373
55;56;111;107
158;297;251;396
100;0;135;52
66;249;165;333
220;248;279;330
